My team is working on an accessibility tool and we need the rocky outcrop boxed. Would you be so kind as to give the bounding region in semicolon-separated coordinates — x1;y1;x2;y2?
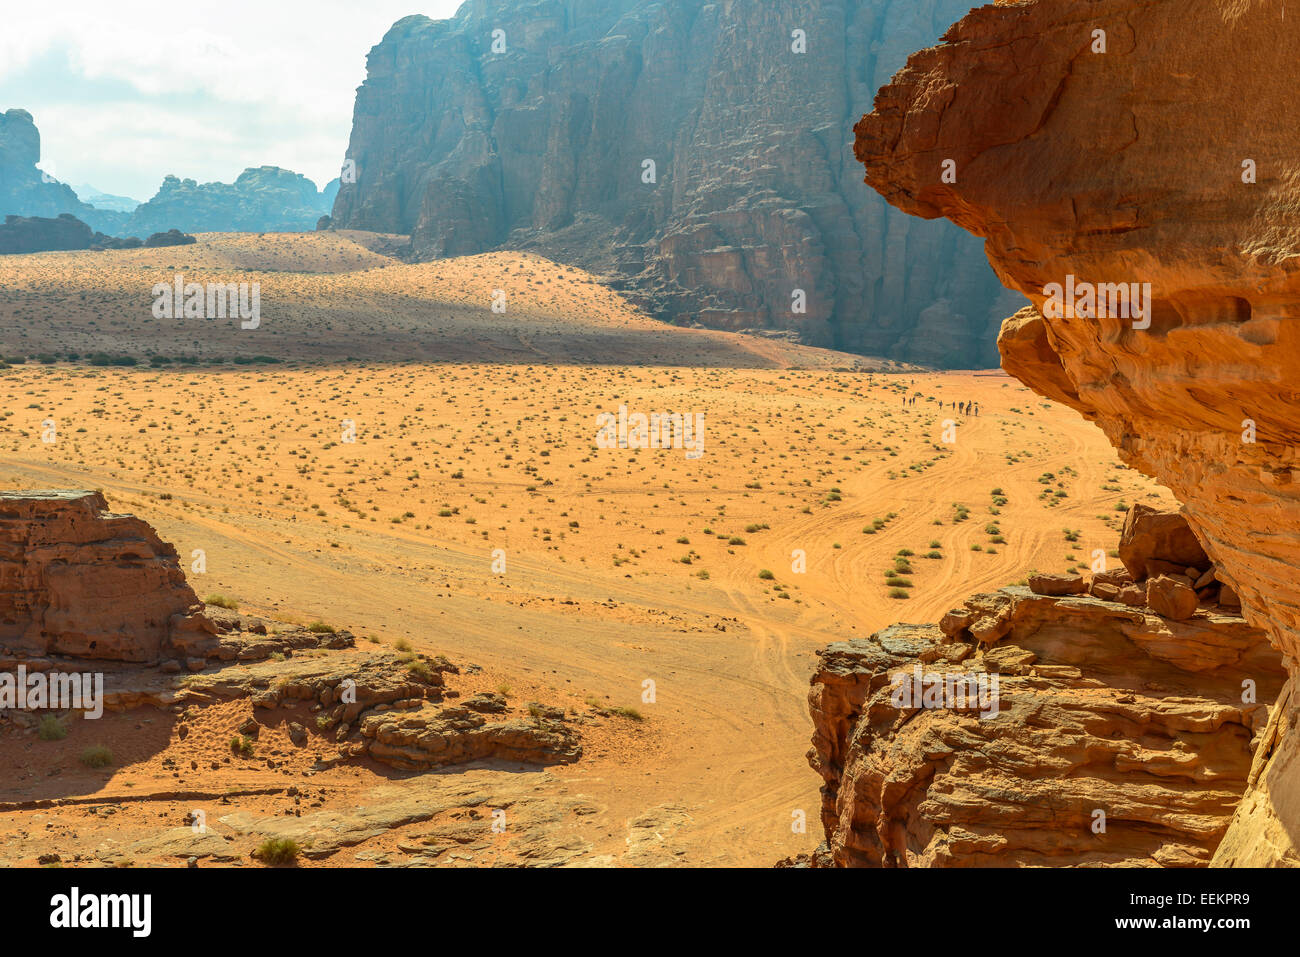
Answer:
852;0;1300;864
142;228;196;248
0;214;93;255
124;167;336;236
331;1;1022;367
808;587;1283;867
0;490;214;663
0;214;186;256
356;695;581;770
181;632;582;772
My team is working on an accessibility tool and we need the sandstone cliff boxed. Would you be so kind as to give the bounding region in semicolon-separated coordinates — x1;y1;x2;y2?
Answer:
331;0;1023;367
0;490;213;663
852;0;1300;865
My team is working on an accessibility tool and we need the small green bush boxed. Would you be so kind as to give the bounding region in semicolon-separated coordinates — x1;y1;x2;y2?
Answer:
38;716;67;740
80;745;113;768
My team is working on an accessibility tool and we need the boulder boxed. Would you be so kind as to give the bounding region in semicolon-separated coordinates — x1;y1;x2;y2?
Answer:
1145;576;1200;621
1027;573;1087;597
1091;582;1120;602
1118;505;1210;581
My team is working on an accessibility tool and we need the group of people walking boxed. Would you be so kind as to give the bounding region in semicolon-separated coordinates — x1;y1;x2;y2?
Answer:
901;393;980;416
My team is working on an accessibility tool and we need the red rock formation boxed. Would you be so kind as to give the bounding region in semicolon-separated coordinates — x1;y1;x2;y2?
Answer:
0;490;213;663
808;589;1283;866
852;0;1300;864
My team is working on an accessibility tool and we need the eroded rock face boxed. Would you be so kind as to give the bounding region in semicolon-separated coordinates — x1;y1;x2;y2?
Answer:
0;490;213;663
853;0;1300;864
330;0;1022;366
808;588;1283;866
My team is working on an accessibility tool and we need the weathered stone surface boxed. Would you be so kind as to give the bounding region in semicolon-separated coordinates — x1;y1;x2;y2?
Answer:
180;640;579;771
1146;576;1200;622
1119;505;1210;582
807;588;1283;867
356;704;581;770
331;0;1022;367
123;827;239;862
179;645;443;723
1027;572;1086;597
1212;678;1300;866
0;490;214;663
853;0;1300;865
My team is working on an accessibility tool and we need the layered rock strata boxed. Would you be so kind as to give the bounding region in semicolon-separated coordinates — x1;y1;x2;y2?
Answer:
0;490;214;663
808;584;1283;866
851;0;1300;865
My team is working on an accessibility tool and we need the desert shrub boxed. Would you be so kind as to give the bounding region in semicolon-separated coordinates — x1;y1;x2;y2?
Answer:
80;745;113;768
38;716;67;740
406;659;435;681
253;838;299;866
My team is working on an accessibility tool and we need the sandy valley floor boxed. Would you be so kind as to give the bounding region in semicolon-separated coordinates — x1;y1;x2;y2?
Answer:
0;234;1174;866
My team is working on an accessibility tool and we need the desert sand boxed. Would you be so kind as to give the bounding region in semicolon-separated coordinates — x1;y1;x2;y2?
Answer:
0;233;1174;866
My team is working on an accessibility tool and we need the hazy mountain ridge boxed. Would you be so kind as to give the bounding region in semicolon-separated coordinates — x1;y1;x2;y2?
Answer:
1;108;337;241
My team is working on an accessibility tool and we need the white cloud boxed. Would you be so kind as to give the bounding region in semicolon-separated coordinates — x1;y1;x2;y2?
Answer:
0;0;464;197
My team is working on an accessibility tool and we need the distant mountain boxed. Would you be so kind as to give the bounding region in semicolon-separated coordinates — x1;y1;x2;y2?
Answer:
3;109;335;239
124;167;336;236
331;0;1025;367
0;109;126;234
72;184;141;213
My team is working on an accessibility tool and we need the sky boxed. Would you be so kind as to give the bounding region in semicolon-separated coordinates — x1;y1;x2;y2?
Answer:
0;0;464;201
